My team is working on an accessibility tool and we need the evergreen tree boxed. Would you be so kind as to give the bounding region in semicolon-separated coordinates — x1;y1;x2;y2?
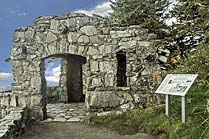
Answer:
109;0;170;38
170;0;209;38
165;0;209;62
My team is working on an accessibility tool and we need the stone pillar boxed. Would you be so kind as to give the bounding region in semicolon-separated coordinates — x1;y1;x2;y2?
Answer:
12;60;47;121
58;59;68;102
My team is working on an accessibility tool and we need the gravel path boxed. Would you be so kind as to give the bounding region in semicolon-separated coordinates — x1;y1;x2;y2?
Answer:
20;122;157;139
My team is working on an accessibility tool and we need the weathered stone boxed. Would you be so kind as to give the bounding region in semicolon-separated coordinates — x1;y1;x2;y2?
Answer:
50;19;60;30
90;36;100;44
11;13;161;120
105;74;114;87
90;60;99;72
110;31;132;38
68;18;76;28
119;40;137;49
53;117;67;122
1;96;10;107
91;78;102;87
14;31;25;38
10;95;17;107
77;35;90;44
138;41;151;47
120;102;135;110
67;32;80;43
86;91;123;109
87;47;98;55
158;55;168;63
80;25;98;36
18;95;30;107
99;45;117;55
99;61;114;73
67;117;79;122
25;29;35;39
31;95;43;106
46;32;57;43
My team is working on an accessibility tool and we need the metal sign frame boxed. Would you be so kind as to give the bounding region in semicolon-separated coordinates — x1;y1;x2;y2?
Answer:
156;74;198;123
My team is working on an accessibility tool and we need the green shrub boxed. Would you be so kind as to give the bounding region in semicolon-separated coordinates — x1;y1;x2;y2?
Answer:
85;43;209;138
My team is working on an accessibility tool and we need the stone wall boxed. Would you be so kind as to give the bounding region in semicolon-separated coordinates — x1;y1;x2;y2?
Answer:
0;107;30;139
46;87;63;103
0;91;17;119
0;91;30;139
11;13;162;120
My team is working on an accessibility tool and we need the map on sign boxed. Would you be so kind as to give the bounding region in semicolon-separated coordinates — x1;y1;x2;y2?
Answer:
156;74;198;96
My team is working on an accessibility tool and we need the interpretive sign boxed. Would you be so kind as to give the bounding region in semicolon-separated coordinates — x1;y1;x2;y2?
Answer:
156;74;198;96
155;74;198;123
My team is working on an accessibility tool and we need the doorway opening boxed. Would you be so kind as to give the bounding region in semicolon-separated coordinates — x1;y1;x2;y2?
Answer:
43;54;86;104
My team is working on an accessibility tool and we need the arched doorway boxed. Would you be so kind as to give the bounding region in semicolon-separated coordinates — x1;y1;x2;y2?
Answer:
43;54;86;104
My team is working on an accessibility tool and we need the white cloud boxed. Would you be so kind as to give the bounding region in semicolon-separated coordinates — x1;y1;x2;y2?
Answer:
74;1;114;17
0;72;12;80
45;66;61;84
9;10;27;17
17;12;27;16
45;76;60;83
52;66;61;78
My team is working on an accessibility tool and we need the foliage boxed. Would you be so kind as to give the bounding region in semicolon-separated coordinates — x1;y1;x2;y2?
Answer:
108;0;170;38
165;0;209;61
168;42;209;86
85;42;209;138
85;87;209;138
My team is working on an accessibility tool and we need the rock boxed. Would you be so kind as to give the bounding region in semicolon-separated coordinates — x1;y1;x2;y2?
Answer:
87;47;98;55
68;32;80;43
77;35;90;44
110;31;132;38
80;26;98;36
11;13;161;119
86;91;123;110
53;117;67;122
42;118;53;122
46;32;57;43
97;111;112;116
120;102;135;111
158;55;168;63
138;41;151;47
67;117;80;122
90;60;99;72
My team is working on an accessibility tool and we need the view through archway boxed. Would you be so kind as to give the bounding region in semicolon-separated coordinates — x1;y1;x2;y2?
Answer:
43;54;87;122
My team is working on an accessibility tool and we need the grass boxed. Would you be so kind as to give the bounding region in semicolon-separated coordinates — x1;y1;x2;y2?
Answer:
84;43;209;138
85;85;209;138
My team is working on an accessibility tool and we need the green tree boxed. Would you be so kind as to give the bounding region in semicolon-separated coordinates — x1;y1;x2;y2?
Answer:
159;0;209;66
109;0;170;38
169;0;209;40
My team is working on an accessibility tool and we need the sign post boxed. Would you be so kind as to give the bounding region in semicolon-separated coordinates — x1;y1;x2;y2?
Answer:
156;74;198;123
182;95;187;123
165;94;170;117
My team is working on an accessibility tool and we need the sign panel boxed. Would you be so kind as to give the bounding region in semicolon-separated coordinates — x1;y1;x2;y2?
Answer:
156;74;198;96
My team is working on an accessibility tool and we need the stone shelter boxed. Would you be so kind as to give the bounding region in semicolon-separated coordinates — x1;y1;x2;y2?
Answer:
11;13;162;120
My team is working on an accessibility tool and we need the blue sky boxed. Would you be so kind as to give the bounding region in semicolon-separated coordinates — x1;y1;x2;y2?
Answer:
0;0;112;88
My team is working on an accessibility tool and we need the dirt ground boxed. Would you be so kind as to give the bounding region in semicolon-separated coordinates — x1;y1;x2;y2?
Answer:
20;122;158;139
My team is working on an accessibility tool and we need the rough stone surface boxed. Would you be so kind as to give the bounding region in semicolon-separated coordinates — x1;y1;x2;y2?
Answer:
11;13;162;120
45;103;86;122
0;107;30;139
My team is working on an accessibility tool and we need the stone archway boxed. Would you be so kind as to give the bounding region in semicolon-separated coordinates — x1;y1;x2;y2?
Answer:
11;13;161;121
